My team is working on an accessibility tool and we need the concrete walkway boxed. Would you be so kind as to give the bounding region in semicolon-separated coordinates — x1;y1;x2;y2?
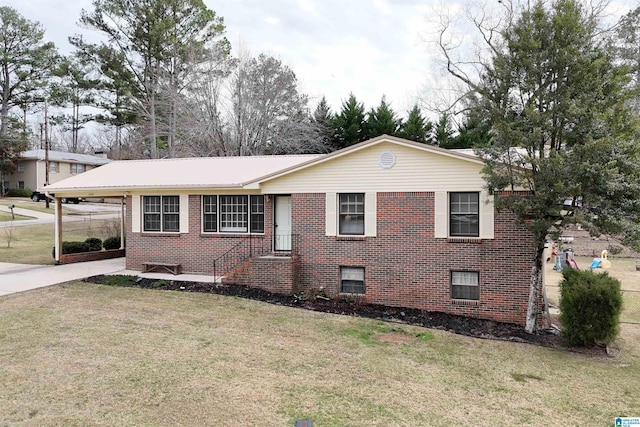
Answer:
0;258;219;297
0;258;126;296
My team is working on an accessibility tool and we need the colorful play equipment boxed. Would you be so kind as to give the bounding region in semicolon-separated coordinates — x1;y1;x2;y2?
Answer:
590;250;611;269
554;247;578;271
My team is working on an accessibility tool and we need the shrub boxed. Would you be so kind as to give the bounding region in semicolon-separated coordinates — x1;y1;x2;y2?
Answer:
559;268;623;347
103;236;121;250
85;237;103;252
103;275;138;287
6;189;32;197
53;241;92;258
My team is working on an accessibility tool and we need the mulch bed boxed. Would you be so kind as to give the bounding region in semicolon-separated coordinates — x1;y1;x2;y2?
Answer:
82;275;598;353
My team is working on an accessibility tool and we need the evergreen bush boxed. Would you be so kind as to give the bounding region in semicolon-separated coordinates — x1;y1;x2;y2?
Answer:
103;236;121;250
53;241;95;258
7;189;32;197
559;268;623;347
85;237;103;252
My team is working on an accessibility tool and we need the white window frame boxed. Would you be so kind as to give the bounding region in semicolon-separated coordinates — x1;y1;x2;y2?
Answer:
202;195;218;232
451;271;480;300
142;195;180;233
202;195;265;234
338;193;365;236
340;266;365;294
449;192;480;237
17;163;25;173
49;161;59;173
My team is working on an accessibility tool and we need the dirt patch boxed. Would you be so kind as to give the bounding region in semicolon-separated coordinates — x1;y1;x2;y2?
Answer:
83;275;588;352
373;331;417;344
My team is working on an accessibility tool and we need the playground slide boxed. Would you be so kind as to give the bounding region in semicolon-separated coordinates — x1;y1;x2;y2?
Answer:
568;259;579;270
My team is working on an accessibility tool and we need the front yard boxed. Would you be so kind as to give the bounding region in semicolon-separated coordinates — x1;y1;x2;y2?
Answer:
0;282;638;426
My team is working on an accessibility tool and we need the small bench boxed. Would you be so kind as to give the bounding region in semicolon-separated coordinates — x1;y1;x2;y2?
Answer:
142;262;181;275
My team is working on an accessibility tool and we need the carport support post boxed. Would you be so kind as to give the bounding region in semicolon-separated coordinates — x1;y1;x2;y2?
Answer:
54;198;62;263
120;197;125;249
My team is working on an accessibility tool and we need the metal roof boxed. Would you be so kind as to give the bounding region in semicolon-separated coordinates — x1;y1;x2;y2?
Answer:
43;154;321;192
21;149;111;165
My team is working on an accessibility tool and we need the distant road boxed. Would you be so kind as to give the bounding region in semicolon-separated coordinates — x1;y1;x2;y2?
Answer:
0;203;121;227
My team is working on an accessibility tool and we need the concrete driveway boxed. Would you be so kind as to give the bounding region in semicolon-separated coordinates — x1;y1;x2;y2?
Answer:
0;203;120;227
0;258;126;296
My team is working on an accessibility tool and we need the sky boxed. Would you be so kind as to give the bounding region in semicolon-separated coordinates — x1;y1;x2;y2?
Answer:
3;0;637;120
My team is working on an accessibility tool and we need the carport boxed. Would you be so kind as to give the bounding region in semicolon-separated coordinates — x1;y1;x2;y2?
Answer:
40;182;127;264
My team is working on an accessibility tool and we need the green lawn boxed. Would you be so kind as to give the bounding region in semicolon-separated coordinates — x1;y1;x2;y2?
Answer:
0;199;74;215
0;211;30;222
0;219;121;264
0;283;638;426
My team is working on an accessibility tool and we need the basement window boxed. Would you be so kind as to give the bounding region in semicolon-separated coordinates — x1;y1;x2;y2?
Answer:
340;267;365;294
451;271;479;300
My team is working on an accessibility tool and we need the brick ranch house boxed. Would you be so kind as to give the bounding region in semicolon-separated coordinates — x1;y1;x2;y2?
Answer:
44;135;543;326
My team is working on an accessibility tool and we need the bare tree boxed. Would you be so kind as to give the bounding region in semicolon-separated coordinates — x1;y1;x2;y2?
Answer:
180;51;327;156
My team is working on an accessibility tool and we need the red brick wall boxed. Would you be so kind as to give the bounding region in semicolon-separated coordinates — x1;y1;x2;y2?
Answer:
224;255;297;295
292;192;537;325
125;195;275;275
59;249;125;264
125;192;539;325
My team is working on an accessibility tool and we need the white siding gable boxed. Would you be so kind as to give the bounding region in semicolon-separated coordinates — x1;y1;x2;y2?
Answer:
260;142;485;194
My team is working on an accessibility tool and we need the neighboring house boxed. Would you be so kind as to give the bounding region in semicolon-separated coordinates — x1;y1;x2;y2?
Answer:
3;149;110;194
44;135;543;326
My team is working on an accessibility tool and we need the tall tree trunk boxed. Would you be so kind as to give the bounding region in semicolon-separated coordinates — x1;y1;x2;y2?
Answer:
525;245;545;333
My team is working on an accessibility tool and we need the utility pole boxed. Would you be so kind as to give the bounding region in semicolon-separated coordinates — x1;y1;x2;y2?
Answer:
44;98;50;209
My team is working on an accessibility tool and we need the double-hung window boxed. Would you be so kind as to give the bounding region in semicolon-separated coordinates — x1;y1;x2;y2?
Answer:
250;195;265;233
339;193;364;235
204;195;264;234
451;271;480;300
220;195;248;232
340;267;365;294
450;192;479;237
202;195;217;232
143;195;180;232
71;163;85;174
49;162;59;173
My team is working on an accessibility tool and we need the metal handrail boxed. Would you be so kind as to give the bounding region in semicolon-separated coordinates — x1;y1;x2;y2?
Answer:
212;233;298;281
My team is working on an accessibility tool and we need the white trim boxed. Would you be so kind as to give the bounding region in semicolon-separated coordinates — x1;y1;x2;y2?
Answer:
480;191;494;239
326;192;337;236
434;192;448;238
132;195;140;233
179;194;189;233
364;192;377;237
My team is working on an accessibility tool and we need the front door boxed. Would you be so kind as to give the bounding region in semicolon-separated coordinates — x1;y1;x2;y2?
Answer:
274;196;292;251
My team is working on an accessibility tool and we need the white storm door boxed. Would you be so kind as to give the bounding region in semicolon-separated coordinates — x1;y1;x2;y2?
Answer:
274;196;292;251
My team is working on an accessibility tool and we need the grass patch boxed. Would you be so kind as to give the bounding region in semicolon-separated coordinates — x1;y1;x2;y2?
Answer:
511;372;545;383
341;321;407;345
0;212;30;221
0;219;118;264
417;332;435;341
0;284;638;425
0;199;74;215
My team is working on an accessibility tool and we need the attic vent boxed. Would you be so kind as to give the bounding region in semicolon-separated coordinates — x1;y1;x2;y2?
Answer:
379;150;396;169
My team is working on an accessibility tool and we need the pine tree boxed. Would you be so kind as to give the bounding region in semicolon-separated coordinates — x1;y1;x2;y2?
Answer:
331;93;367;149
366;95;399;138
312;96;335;150
0;7;59;195
441;0;640;332
398;104;432;143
